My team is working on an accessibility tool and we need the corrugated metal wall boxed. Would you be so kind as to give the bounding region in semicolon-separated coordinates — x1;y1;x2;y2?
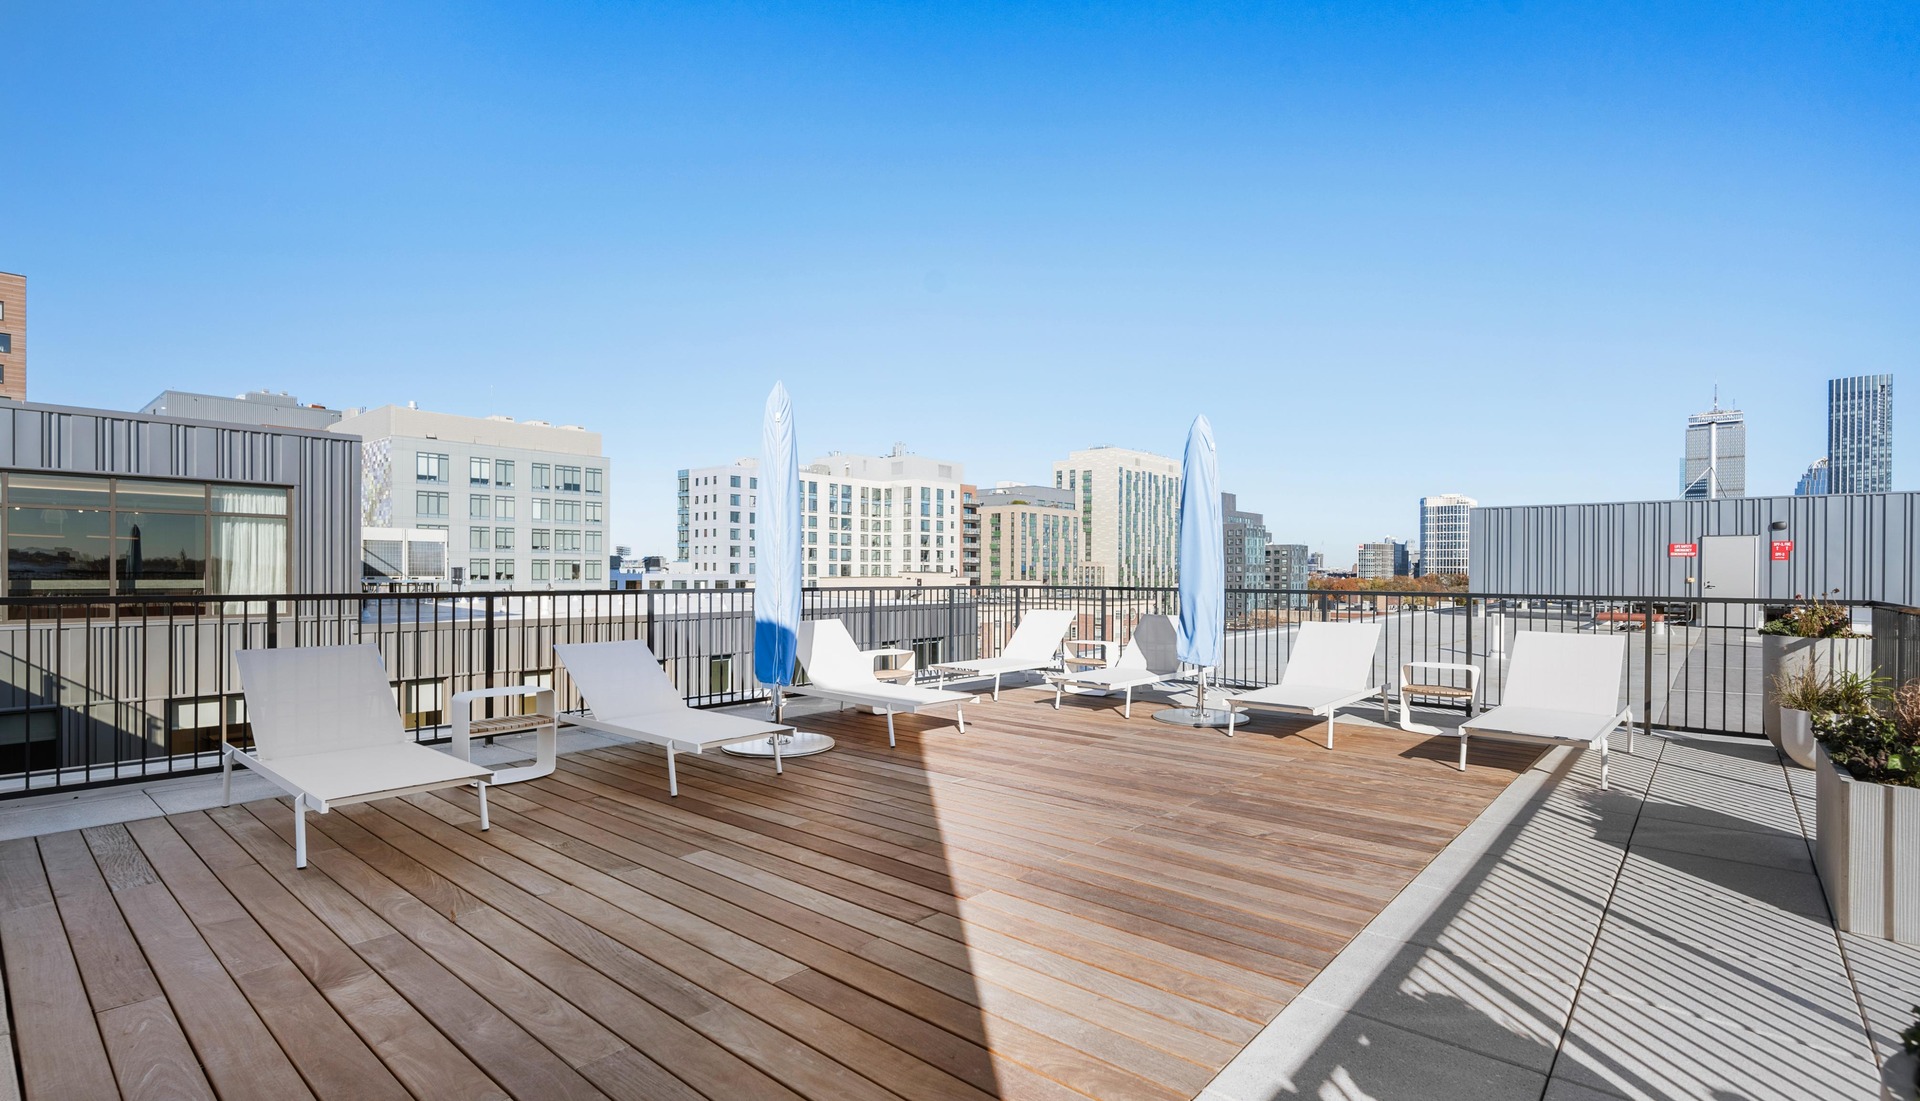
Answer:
0;402;361;593
1470;492;1920;604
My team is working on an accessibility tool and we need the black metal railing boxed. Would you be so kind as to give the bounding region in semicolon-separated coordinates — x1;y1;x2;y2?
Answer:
0;585;1902;797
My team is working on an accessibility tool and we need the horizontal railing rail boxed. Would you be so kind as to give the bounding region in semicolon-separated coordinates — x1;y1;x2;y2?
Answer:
0;584;1898;797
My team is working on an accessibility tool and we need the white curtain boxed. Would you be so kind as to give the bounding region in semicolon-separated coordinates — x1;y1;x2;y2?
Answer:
215;516;288;595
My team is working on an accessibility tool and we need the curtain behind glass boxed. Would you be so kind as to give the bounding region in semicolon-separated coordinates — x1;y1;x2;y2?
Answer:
214;516;287;595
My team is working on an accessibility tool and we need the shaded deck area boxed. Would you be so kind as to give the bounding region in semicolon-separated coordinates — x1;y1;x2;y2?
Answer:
0;685;1540;1101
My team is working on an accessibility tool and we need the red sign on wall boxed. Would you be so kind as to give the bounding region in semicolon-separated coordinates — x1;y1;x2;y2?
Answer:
1771;540;1794;561
1668;543;1698;558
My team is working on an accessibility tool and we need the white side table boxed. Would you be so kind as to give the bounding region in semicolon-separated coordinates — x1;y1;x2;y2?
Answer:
451;685;558;785
1397;662;1480;737
864;647;917;683
1061;638;1116;671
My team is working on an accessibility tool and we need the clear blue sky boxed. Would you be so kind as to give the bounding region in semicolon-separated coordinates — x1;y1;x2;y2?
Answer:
5;2;1915;565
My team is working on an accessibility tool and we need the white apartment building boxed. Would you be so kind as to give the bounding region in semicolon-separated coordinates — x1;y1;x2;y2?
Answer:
677;445;965;587
1051;446;1181;587
1418;493;1476;577
330;405;610;589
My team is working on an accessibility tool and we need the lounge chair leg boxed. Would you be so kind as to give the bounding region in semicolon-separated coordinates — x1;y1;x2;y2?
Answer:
956;705;966;733
993;674;1001;702
1599;731;1610;790
476;781;490;831
1124;687;1133;719
1326;713;1336;750
1627;712;1636;755
1458;733;1468;772
294;794;308;870
773;732;784;775
886;711;896;748
1054;684;1062;710
1225;707;1235;737
221;746;233;807
667;747;679;797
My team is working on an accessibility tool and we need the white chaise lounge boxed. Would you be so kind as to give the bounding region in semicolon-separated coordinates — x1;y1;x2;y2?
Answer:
229;645;494;869
1458;632;1633;788
791;619;977;746
1046;614;1182;719
554;639;794;796
1213;622;1387;744
932;609;1076;700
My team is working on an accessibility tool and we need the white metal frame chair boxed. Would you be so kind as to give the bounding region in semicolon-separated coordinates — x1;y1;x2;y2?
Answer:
789;619;977;746
932;609;1077;700
1212;622;1387;743
228;645;495;869
1458;632;1633;788
554;639;794;796
1046;614;1182;719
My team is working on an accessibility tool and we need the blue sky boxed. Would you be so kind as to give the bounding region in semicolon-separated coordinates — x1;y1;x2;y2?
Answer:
5;2;1915;564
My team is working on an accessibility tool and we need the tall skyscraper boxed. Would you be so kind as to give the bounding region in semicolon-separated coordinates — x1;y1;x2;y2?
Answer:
1051;446;1181;587
1827;374;1893;493
0;271;24;401
1221;493;1270;591
1794;457;1830;496
1418;493;1476;577
1357;539;1410;580
1680;396;1745;499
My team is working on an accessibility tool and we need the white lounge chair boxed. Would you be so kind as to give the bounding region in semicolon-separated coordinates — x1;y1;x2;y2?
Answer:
229;645;494;869
931;609;1076;700
1046;614;1182;718
554;639;793;796
790;619;977;746
1459;632;1633;788
1212;622;1387;744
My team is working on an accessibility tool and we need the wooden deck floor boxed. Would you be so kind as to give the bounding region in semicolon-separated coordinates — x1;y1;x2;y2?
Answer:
0;687;1540;1101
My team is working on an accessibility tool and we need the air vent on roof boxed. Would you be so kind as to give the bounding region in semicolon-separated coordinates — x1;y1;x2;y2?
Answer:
486;415;514;422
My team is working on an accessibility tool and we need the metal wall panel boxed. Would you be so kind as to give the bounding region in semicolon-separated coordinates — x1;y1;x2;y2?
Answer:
1471;492;1920;604
0;402;361;593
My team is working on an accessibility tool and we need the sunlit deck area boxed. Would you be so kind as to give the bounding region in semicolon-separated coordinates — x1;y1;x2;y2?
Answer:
0;686;1542;1101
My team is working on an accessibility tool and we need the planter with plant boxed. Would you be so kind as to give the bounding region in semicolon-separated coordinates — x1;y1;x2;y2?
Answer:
1759;592;1873;748
1814;678;1920;946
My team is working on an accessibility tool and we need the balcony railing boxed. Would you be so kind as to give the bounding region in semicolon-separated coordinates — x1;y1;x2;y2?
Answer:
0;585;1911;797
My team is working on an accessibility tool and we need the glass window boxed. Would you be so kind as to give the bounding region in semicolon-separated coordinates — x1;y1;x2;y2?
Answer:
531;530;552;552
116;479;208;512
7;507;111;595
586;502;603;523
469;495;491;519
469;528;489;550
495;559;516;582
557;466;582;493
495;496;515;520
494;528;514;551
555;560;582;581
417;492;449;517
416;453;450;482
494;461;515;488
532;498;550;521
531;560;550;581
7;473;110;509
585;560;603;581
213;486;288;515
532;464;551;491
556;531;581;552
469;558;491;581
586;469;603;494
586;532;602;553
553;500;581;523
469;458;491;485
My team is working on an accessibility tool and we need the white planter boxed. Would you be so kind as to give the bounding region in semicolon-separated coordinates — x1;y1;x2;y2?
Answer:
1815;742;1920;946
1761;634;1874;746
1778;707;1818;769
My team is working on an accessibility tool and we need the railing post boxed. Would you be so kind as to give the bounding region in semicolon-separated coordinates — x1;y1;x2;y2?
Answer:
266;599;279;650
1643;598;1655;732
1464;595;1475;714
483;593;497;719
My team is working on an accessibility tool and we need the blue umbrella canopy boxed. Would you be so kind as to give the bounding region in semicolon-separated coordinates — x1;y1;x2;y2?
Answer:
1176;414;1224;669
753;383;801;687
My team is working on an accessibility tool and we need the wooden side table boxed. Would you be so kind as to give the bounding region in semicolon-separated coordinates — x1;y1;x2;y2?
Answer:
864;647;916;684
451;685;558;785
1397;661;1480;737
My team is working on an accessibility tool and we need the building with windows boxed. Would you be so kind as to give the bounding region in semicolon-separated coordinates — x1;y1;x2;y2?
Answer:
0;400;358;598
959;484;981;584
330;405;609;589
1795;457;1830;496
1222;493;1269;608
677;444;966;587
978;484;1087;585
1828;374;1893;494
1418;493;1476;577
1051;446;1180;587
1357;538;1411;581
141;389;344;431
1265;543;1310;594
1680;399;1745;499
0;272;23;402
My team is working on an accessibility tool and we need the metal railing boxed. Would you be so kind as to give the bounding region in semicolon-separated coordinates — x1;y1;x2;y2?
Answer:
0;585;1905;797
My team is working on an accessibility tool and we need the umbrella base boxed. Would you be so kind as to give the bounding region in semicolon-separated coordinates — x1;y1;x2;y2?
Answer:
1152;707;1237;728
720;731;837;758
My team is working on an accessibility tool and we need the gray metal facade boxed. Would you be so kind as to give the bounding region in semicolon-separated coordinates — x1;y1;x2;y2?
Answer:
0;401;361;593
1470;491;1920;604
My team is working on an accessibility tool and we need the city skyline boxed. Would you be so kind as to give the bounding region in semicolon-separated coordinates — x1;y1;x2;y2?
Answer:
5;4;1915;558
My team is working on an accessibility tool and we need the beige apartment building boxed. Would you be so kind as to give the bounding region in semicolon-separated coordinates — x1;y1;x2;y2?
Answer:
1051;445;1181;587
979;484;1090;585
0;272;25;401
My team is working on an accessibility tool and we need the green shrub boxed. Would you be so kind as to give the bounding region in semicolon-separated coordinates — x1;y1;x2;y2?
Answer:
1759;591;1859;638
1815;710;1920;787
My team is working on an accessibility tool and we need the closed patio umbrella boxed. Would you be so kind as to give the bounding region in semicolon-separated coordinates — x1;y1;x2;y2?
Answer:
724;382;835;758
1156;414;1234;727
